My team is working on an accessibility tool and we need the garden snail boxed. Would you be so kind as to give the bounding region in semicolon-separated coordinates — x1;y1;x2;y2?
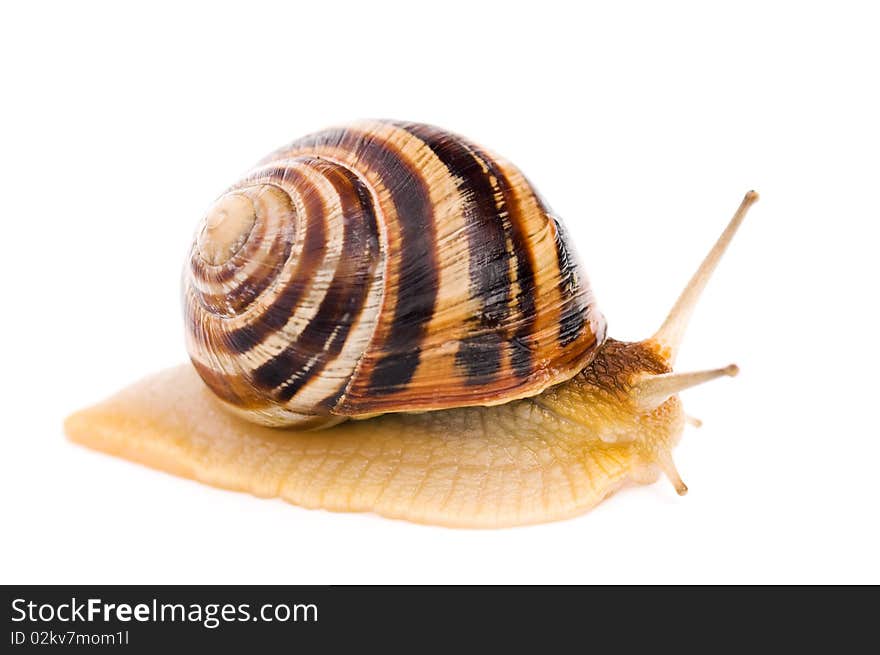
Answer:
66;120;757;528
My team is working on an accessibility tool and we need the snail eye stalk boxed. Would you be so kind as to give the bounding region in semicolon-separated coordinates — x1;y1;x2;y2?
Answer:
650;190;759;364
635;190;757;496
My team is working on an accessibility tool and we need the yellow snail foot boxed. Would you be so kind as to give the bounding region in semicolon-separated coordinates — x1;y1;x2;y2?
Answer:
64;365;678;528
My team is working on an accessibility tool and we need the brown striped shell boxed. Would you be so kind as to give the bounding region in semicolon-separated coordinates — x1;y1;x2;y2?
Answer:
183;120;607;427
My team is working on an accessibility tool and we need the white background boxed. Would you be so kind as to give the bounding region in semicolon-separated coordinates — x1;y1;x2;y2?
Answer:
2;1;878;584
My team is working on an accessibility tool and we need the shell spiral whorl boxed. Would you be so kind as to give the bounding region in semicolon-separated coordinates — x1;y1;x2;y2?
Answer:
184;120;607;428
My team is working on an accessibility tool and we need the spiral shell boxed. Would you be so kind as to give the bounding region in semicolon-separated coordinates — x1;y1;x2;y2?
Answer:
183;120;607;427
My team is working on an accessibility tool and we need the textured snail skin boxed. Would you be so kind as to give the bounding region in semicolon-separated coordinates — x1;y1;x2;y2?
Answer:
65;340;683;528
184;121;605;428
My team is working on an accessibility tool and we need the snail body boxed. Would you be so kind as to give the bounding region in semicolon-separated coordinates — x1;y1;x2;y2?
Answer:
66;120;758;527
65;340;678;527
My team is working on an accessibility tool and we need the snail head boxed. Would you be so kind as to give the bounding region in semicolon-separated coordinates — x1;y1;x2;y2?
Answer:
535;191;758;495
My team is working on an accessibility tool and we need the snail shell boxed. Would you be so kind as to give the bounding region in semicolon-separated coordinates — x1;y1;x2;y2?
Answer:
184;120;607;427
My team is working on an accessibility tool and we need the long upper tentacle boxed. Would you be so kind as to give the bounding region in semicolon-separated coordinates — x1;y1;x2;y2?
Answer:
650;191;759;363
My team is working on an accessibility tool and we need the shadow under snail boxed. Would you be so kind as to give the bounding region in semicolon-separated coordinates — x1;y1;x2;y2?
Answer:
65;120;758;528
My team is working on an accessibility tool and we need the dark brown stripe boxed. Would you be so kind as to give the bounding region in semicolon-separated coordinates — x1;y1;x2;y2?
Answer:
395;122;542;381
221;165;328;354
251;160;380;401
287;127;438;394
468;146;539;379
190;359;261;407
550;217;586;347
507;177;588;351
393;122;510;385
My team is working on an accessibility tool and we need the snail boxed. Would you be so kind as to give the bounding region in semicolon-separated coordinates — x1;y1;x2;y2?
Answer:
65;120;757;528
